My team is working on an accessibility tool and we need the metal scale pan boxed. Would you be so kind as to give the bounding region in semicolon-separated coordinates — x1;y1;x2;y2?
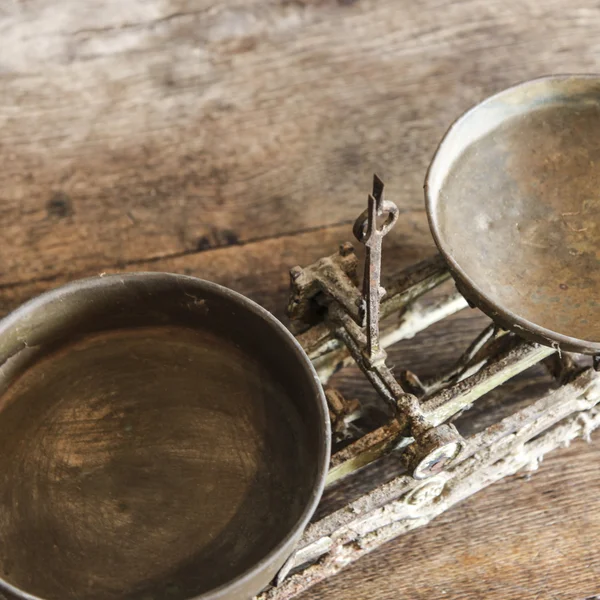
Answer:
426;75;600;354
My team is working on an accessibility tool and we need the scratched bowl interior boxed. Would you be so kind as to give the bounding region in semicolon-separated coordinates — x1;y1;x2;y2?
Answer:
426;75;600;353
0;274;327;600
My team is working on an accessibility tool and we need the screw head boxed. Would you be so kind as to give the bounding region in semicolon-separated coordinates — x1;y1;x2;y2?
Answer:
412;441;461;480
405;423;464;480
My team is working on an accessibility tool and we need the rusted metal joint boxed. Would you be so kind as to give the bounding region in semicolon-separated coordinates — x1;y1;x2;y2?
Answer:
403;423;464;480
393;386;465;480
286;244;361;332
325;387;363;440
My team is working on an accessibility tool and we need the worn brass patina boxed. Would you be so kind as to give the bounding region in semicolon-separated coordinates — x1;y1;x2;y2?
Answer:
0;275;330;600
426;75;600;354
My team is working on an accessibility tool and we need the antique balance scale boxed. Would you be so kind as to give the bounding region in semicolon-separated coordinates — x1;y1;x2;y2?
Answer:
0;75;598;600
259;74;600;599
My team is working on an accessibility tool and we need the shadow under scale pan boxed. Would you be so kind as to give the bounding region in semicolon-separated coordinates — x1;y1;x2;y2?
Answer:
0;275;327;600
426;75;600;354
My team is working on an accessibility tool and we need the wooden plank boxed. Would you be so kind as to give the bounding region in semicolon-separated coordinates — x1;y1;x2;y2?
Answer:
3;0;600;285
0;212;432;319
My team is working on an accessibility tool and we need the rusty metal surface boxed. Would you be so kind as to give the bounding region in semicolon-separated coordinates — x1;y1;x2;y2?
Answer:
426;75;600;354
289;182;467;484
0;274;330;600
352;175;399;364
261;172;600;598
260;367;600;600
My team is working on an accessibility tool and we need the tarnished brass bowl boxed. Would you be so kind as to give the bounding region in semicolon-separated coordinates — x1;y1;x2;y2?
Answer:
0;273;330;600
426;75;600;354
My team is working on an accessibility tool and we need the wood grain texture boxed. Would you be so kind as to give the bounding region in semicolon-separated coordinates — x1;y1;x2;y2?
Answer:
1;0;600;598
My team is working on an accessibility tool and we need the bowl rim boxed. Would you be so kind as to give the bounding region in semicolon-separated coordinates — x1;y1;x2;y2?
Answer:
0;272;331;600
424;73;600;355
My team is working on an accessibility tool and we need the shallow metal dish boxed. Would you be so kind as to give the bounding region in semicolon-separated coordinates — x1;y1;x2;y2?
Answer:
426;74;600;354
0;273;330;600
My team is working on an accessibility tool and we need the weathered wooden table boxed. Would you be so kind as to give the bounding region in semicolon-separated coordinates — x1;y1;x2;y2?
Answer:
1;1;599;598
